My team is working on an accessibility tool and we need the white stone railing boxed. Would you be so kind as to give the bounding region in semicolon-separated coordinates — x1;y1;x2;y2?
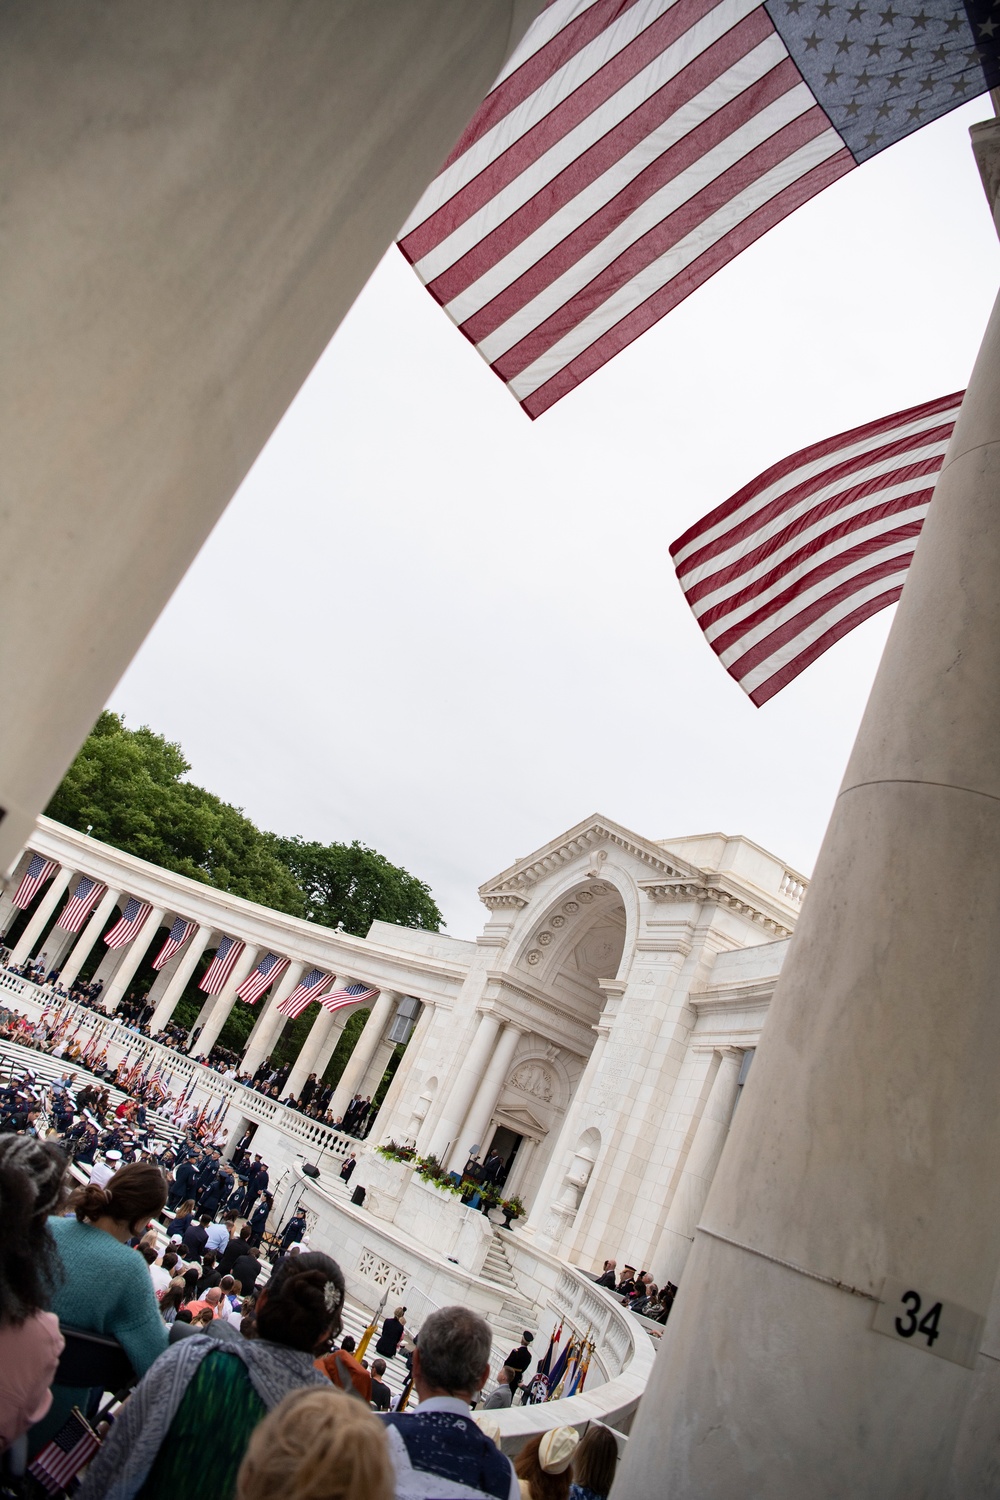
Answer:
779;869;808;903
485;1248;655;1450
1;971;356;1160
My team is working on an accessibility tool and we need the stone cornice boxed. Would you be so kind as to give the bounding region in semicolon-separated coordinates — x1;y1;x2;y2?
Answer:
638;876;795;939
478;813;699;904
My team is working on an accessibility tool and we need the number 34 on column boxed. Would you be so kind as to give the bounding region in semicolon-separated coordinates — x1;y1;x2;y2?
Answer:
872;1277;985;1369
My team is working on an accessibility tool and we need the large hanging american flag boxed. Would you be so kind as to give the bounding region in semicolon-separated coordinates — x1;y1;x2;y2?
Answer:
56;876;107;933
152;917;197;971
317;980;379;1016
11;854;58;910
400;0;996;417
277;967;330;1018
237;952;290;1005
671;389;962;704
104;897;153;950
199;935;246;995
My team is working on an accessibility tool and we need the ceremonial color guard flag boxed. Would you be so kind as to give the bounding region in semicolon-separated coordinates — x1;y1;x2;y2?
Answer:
152;917;197;971
57;876;107;933
199;935;246;995
401;0;997;416
237;952;291;1005
11;853;58;909
317;980;379;1016
277;967;329;1018
104;897;153;950
671;389;962;704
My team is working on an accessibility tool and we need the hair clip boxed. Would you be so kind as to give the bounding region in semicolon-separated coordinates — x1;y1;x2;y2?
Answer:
323;1281;341;1312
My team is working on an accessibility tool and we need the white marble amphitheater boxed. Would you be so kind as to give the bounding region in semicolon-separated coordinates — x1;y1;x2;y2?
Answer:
1;812;804;1440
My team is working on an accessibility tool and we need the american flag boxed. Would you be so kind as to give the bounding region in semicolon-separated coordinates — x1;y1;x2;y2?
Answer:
671;389;962;704
277;967;330;1018
56;876;107;933
317;980;379;1015
400;0;995;417
104;897;153;950
11;853;58;910
237;952;290;1005
199;935;246;995
152;916;197;970
28;1406;100;1492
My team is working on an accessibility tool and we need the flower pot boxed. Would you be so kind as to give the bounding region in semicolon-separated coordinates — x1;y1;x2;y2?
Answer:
487;1207;505;1225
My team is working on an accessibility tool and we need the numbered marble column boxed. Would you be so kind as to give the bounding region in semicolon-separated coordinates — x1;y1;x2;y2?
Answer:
617;191;1000;1499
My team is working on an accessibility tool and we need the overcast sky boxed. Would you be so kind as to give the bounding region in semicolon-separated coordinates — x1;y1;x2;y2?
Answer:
110;97;998;939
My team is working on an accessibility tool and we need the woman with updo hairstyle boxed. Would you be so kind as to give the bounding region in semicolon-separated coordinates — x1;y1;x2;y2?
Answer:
0;1136;67;1452
236;1385;394;1500
30;1161;169;1455
77;1251;345;1500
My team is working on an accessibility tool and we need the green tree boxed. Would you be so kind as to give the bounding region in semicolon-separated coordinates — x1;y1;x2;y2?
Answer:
270;836;442;935
45;711;443;933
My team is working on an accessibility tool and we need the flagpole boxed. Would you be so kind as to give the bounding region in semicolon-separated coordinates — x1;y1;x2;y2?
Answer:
618;116;1000;1499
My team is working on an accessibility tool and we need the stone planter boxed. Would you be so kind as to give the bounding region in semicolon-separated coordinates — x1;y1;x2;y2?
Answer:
487;1206;506;1225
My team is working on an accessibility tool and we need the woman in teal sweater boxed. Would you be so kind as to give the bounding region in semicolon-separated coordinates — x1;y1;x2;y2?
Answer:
30;1162;169;1453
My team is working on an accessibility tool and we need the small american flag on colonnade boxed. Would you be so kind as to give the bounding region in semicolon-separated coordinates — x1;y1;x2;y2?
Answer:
277;968;330;1018
238;952;291;1004
199;935;246;994
152;916;197;970
317;980;379;1015
104;897;153;950
57;875;107;933
11;853;58;909
671;389;963;704
401;0;997;416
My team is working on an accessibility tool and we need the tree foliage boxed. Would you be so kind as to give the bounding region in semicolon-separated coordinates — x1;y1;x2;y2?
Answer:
45;712;443;936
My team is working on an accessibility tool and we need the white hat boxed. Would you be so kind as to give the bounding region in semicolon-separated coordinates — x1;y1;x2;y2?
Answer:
105;1150;122;1161
539;1427;580;1474
473;1415;503;1445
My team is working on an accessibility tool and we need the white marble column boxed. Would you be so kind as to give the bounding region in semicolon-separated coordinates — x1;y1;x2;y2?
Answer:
0;853;32;937
285;1005;340;1100
369;1001;434;1143
0;1;544;872
148;925;213;1035
101;905;166;1012
191;943;259;1056
329;988;399;1122
617;133;1000;1500
445;1022;523;1173
240;960;305;1076
313;1013;350;1083
9;866;72;968
426;1012;502;1163
58;886;122;989
652;1048;744;1288
525;1005;614;1235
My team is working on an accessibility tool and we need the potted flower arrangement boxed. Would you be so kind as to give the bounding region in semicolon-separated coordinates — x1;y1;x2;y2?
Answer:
376;1140;416;1164
501;1194;525;1229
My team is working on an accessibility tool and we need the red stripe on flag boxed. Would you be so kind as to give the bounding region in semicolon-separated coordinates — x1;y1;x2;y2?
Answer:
522;143;853;416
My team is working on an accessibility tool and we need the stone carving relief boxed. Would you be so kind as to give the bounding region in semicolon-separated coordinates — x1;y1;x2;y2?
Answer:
537;931;552;946
526;950;541;966
358;1248;409;1301
550;914;566;928
509;1061;554;1102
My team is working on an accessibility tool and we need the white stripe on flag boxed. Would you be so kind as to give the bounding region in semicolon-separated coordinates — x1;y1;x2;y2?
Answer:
670;391;963;705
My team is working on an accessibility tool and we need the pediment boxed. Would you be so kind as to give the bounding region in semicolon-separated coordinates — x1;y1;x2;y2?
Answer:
494;1103;550;1134
479;814;699;907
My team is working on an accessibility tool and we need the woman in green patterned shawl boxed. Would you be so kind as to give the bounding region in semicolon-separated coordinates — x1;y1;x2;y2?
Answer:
77;1250;345;1500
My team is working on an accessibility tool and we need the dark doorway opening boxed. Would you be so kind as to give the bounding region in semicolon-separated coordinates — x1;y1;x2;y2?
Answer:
488;1126;523;1188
